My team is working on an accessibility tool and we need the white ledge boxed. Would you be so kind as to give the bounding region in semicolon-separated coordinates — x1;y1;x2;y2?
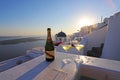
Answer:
0;52;120;80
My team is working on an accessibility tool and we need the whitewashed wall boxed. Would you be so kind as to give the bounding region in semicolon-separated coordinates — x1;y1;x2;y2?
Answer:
85;26;107;50
56;37;66;42
101;12;120;61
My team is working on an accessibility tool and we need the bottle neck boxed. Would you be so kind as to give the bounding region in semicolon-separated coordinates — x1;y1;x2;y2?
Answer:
47;30;52;42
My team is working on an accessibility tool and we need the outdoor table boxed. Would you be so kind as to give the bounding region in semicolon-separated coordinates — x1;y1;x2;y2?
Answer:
0;52;82;80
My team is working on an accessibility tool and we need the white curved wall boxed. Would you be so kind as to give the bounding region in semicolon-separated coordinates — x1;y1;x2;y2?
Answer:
101;12;120;61
56;37;66;42
85;26;107;50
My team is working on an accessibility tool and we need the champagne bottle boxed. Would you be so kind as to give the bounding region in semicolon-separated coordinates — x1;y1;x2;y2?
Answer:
45;28;55;62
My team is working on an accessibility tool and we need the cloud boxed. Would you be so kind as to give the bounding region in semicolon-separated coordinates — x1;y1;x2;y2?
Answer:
106;0;116;10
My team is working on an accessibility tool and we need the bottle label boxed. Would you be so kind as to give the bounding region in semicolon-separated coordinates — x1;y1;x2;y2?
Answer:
45;51;54;59
47;37;52;42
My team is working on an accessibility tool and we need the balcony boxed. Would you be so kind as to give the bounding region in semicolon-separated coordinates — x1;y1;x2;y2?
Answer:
0;51;120;80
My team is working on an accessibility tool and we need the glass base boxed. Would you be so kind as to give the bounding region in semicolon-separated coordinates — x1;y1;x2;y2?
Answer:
74;58;83;63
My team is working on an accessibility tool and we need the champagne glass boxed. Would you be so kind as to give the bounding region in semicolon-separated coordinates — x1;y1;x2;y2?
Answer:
58;41;72;72
74;44;84;63
62;42;72;52
61;42;71;70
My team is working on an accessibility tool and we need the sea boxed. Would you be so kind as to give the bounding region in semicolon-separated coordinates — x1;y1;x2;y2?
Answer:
0;36;49;62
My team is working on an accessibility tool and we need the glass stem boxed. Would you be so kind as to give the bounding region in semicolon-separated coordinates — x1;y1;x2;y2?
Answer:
65;50;68;53
78;51;80;59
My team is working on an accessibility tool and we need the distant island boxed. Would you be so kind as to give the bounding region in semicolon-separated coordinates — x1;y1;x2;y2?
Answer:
0;37;45;45
0;36;21;38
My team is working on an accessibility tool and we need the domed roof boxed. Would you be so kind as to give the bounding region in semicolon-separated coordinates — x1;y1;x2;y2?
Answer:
57;31;66;37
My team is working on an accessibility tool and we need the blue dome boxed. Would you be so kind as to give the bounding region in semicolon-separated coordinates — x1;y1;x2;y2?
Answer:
57;31;66;37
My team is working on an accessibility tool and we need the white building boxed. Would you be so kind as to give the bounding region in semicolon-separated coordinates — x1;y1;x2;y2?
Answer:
80;24;97;37
101;12;120;60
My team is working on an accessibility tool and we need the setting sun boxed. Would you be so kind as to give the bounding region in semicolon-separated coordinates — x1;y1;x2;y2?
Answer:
79;16;95;27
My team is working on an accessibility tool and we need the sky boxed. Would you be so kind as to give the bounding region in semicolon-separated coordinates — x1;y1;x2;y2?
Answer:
0;0;120;36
